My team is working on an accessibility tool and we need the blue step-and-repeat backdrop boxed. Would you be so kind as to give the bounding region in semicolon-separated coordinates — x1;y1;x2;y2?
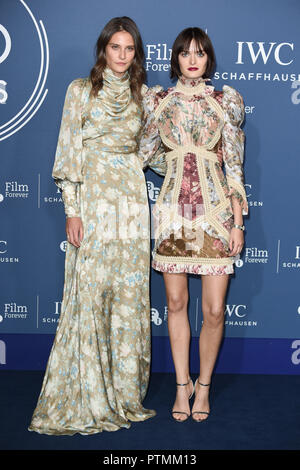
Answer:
0;0;299;374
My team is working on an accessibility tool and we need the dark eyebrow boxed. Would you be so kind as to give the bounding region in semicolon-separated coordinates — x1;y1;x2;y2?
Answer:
182;48;204;53
108;42;135;47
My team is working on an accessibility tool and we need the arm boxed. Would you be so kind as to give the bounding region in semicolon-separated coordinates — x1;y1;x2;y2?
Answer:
222;85;248;255
222;85;248;216
61;181;83;248
229;197;244;256
137;85;167;177
52;79;86;246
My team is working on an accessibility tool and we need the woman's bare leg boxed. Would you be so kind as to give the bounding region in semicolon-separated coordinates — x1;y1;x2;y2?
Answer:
191;274;229;421
163;272;193;420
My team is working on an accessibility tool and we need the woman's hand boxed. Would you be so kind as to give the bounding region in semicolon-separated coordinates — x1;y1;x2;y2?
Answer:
229;227;244;256
66;217;84;248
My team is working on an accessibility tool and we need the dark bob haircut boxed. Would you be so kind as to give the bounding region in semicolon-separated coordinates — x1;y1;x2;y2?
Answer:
170;27;216;80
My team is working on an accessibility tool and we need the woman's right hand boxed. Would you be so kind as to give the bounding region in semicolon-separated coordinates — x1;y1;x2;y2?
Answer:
66;217;84;248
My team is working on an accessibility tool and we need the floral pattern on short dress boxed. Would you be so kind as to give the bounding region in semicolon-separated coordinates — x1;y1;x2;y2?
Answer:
138;76;248;275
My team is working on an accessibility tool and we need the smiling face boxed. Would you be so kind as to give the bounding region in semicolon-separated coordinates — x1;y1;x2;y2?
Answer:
105;30;135;77
178;39;208;80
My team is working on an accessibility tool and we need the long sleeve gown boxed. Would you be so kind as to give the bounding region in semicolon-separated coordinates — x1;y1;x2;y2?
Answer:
28;68;166;435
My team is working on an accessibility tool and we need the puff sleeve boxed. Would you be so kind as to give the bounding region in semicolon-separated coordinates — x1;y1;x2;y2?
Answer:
137;85;167;176
222;85;248;215
52;79;86;218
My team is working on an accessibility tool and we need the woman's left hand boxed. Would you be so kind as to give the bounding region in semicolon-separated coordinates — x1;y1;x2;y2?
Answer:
229;227;244;256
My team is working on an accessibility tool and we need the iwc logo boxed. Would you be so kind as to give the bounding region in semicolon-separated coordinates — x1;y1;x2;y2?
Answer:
0;241;19;263
0;0;49;141
225;304;258;328
43;186;63;205
41;300;61;325
281;245;300;270
214;41;300;83
245;183;263;208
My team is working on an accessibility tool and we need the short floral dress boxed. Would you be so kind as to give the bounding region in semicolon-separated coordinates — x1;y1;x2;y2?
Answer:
138;76;248;275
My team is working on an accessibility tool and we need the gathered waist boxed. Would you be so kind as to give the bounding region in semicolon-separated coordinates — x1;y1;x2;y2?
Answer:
165;145;219;163
83;141;137;154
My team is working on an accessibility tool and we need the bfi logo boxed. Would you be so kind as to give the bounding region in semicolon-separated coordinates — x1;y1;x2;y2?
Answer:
60;241;67;252
147;181;160;202
151;306;168;325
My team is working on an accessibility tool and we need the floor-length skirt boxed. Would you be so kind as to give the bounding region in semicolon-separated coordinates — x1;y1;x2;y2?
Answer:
28;151;156;435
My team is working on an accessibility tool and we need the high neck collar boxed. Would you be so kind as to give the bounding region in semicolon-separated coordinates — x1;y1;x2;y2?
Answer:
176;75;214;96
103;67;130;88
179;75;209;87
101;67;131;116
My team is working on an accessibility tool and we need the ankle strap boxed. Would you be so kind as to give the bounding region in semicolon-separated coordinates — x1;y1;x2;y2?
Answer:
176;378;191;386
198;380;210;387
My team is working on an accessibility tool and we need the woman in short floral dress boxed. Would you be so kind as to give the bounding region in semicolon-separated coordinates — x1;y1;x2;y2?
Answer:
28;17;165;435
139;27;248;422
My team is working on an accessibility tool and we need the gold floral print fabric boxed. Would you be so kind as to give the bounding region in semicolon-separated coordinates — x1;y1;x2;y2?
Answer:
28;69;162;435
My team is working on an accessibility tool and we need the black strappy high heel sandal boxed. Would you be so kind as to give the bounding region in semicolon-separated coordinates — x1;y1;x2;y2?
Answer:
171;378;195;422
192;379;211;422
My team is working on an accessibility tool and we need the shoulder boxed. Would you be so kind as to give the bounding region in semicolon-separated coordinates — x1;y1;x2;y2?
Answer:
141;84;164;112
221;84;244;125
141;83;164;97
222;84;244;107
66;78;90;96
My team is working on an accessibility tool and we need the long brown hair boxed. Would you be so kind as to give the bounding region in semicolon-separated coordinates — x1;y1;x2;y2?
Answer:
90;17;146;105
170;27;216;80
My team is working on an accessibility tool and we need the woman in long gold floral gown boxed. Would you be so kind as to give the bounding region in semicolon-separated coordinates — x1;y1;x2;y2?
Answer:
28;17;165;435
138;27;248;423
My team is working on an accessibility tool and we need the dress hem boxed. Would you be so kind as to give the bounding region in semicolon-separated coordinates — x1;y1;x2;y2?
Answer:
152;259;234;275
27;409;156;435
